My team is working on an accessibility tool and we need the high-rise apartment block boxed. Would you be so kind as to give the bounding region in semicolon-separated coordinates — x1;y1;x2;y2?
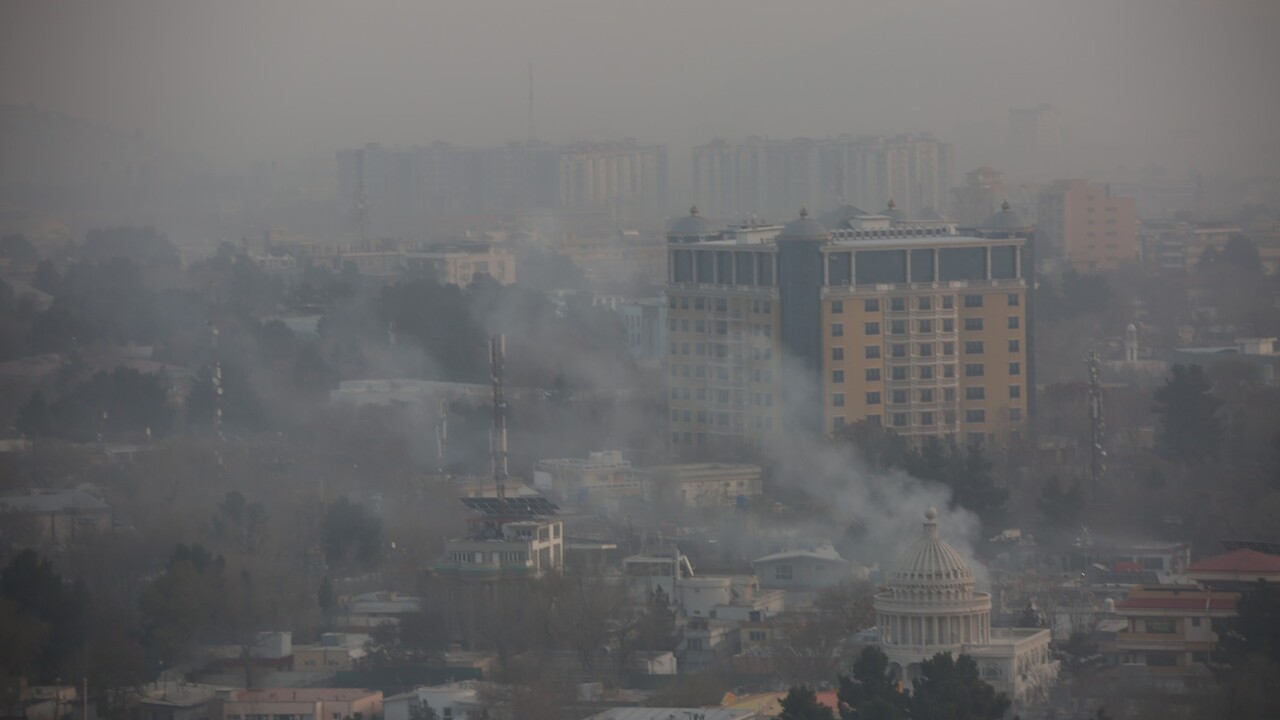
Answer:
337;140;666;237
1036;179;1138;271
665;205;1031;456
1009;104;1062;176
691;134;953;222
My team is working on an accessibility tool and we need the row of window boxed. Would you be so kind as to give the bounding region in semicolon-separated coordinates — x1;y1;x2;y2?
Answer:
669;385;774;406
840;315;1019;337
837;293;1020;314
832;362;1020;383
834;407;1023;430
668;363;774;383
670;296;772;314
849;385;1021;405
841;340;1020;362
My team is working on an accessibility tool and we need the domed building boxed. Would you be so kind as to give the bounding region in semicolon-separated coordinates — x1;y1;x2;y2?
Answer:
874;508;1058;705
979;200;1033;238
667;205;720;244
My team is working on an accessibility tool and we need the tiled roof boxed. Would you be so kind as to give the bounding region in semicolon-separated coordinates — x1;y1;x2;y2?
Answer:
1188;548;1280;574
1116;596;1237;611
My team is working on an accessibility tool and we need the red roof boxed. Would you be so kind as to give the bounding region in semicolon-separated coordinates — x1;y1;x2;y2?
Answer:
1116;596;1237;611
1188;548;1280;574
1113;561;1143;572
815;690;840;711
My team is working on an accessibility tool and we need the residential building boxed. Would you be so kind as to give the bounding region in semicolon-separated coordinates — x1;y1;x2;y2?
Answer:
1009;104;1062;177
402;243;516;285
752;544;865;604
616;298;667;364
435;497;564;580
558;141;668;226
533;451;640;504
582;709;757;720
219;689;381;720
874;507;1058;706
1172;337;1280;385
1139;220;1242;273
336;593;421;631
1109;585;1239;677
635;463;764;508
666;206;1031;454
1187;547;1280;590
384;683;482;720
137;684;229;720
692;134;953;221
1036;179;1138;271
291;634;371;673
0;488;111;546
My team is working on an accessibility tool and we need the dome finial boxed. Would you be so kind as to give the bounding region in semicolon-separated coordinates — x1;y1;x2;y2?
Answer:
1001;199;1011;213
925;506;938;521
887;198;896;210
799;205;809;218
690;204;699;216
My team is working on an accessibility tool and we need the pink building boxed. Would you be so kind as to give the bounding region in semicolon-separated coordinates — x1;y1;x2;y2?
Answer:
220;689;382;720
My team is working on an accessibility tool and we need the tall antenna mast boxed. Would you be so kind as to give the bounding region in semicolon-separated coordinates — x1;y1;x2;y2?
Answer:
356;148;370;242
435;396;448;475
1086;349;1106;502
527;62;535;143
490;335;508;501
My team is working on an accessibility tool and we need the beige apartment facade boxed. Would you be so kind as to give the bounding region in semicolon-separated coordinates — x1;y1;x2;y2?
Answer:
1037;179;1138;271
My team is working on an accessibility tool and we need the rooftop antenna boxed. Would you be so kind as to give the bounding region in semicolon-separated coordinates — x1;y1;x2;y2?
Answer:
527;62;535;144
1086;349;1106;503
490;335;508;502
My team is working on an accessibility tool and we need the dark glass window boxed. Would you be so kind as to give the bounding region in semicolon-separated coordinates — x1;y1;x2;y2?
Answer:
991;245;1017;279
910;249;935;282
855;250;907;285
827;252;852;286
939;247;987;281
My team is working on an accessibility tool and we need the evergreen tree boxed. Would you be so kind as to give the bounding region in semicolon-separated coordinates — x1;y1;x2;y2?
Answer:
837;647;910;720
780;686;835;720
1153;364;1223;462
910;653;1010;720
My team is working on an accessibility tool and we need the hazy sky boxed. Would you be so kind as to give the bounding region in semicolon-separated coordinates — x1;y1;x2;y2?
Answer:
3;0;1279;176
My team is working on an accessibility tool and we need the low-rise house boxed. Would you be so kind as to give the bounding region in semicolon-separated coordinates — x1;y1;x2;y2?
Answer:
635;463;763;509
292;634;370;673
218;688;381;720
533;451;640;505
0;488;111;545
582;707;758;720
1109;584;1239;678
752;544;865;605
1187;547;1280;590
337;593;422;631
137;683;230;720
384;682;482;720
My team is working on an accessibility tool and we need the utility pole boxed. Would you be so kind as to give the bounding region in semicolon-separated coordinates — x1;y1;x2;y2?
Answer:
489;335;508;502
435;396;448;475
1086;349;1106;503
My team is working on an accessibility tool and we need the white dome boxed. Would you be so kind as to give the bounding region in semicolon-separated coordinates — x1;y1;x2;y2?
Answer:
888;507;976;598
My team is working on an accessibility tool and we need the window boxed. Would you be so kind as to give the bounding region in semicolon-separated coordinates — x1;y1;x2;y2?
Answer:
965;363;985;377
944;388;956;401
669;296;677;309
716;321;728;335
1145;652;1178;667
945;410;957;425
833;393;845;407
918;297;932;311
775;564;793;580
715;298;728;312
919;343;933;357
942;318;955;332
866;345;881;359
831;300;844;314
1192;651;1209;664
943;364;956;378
942;295;955;309
865;368;881;381
892;412;909;427
1008;339;1020;353
968;431;986;447
891;366;908;381
892;390;908;405
1008;293;1020;306
832;323;844;337
918;319;933;334
832;347;845;361
832;370;845;383
864;299;880;312
866;414;881;425
1008;316;1020;329
833;416;846;431
920;411;934;426
942;341;955;356
919;365;934;380
866;392;882;405
695;319;705;333
964;318;984;331
892;343;908;358
966;387;986;400
920;389;934;403
964;294;984;308
965;341;985;354
1191;617;1202;627
749;631;768;642
865;322;881;336
1009;385;1021;399
890;297;906;311
1146;619;1176;634
1009;362;1021;376
890;320;906;335
966;409;986;423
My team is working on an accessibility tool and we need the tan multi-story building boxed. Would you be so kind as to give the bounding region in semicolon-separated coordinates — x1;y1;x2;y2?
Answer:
1037;179;1138;271
1109;584;1239;677
1139;220;1242;273
665;206;1031;454
533;450;640;504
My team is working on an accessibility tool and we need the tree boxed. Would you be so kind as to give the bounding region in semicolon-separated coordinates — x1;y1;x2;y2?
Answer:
780;686;835;720
909;653;1009;720
321;497;383;568
815;580;877;637
187;362;269;433
1153;364;1223;462
634;586;678;651
837;647;910;720
1037;476;1083;530
15;367;173;442
212;490;270;555
1220;579;1280;666
137;544;230;662
839;421;911;472
0;550;89;681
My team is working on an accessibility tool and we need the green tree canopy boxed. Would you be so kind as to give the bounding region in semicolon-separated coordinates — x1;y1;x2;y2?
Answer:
910;653;1010;720
780;686;835;720
837;646;910;720
1153;364;1223;462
